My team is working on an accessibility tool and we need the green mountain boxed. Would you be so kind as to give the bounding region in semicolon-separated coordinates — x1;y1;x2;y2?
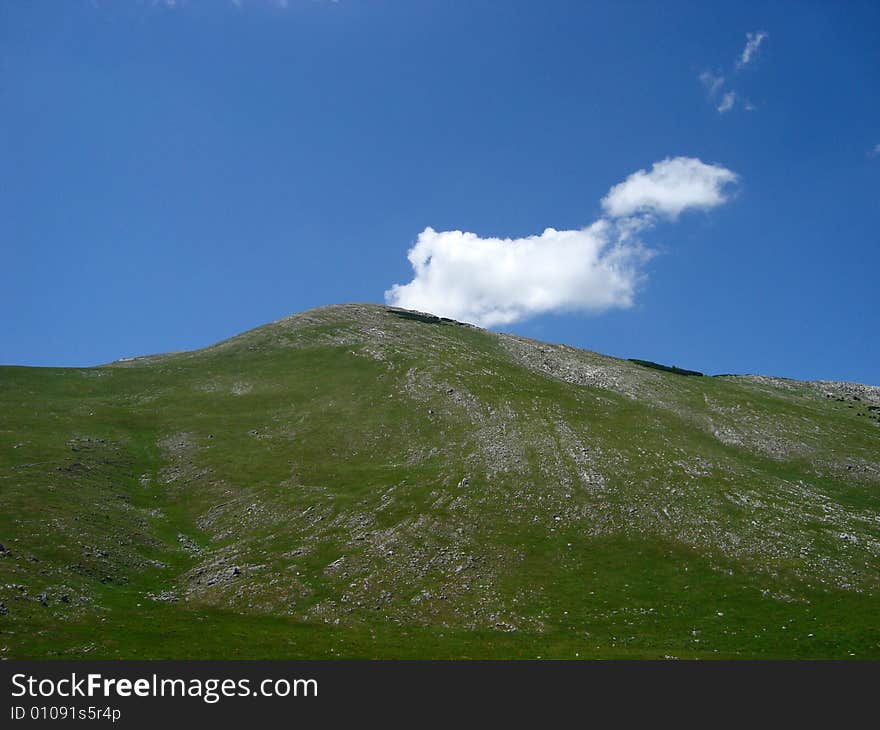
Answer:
1;303;878;659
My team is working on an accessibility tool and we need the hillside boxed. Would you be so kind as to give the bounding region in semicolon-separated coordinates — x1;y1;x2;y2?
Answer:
1;303;878;659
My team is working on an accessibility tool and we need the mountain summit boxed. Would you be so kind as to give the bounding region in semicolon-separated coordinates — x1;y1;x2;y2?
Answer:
1;303;878;658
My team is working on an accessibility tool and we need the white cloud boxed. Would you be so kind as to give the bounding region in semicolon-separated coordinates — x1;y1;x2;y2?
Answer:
230;0;298;7
717;90;736;114
600;157;738;220
698;72;736;114
385;157;737;328
699;71;725;98
385;223;649;328
698;31;768;113
869;143;880;158
736;31;768;69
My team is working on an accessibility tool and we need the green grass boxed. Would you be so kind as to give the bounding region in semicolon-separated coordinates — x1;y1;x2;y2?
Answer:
1;304;878;659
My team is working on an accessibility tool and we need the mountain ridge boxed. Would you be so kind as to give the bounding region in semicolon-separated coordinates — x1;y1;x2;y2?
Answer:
110;303;880;391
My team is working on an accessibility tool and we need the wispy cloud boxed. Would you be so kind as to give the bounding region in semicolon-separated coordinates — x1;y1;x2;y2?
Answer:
869;143;880;158
230;0;339;8
231;0;291;7
698;30;768;114
699;71;725;98
699;71;736;114
717;91;736;114
385;158;738;327
93;0;304;9
736;31;768;69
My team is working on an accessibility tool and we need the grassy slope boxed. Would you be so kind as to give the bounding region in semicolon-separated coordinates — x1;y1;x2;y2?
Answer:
1;304;878;659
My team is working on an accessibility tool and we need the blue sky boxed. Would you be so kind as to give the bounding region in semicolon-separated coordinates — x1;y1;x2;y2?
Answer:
2;1;879;384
